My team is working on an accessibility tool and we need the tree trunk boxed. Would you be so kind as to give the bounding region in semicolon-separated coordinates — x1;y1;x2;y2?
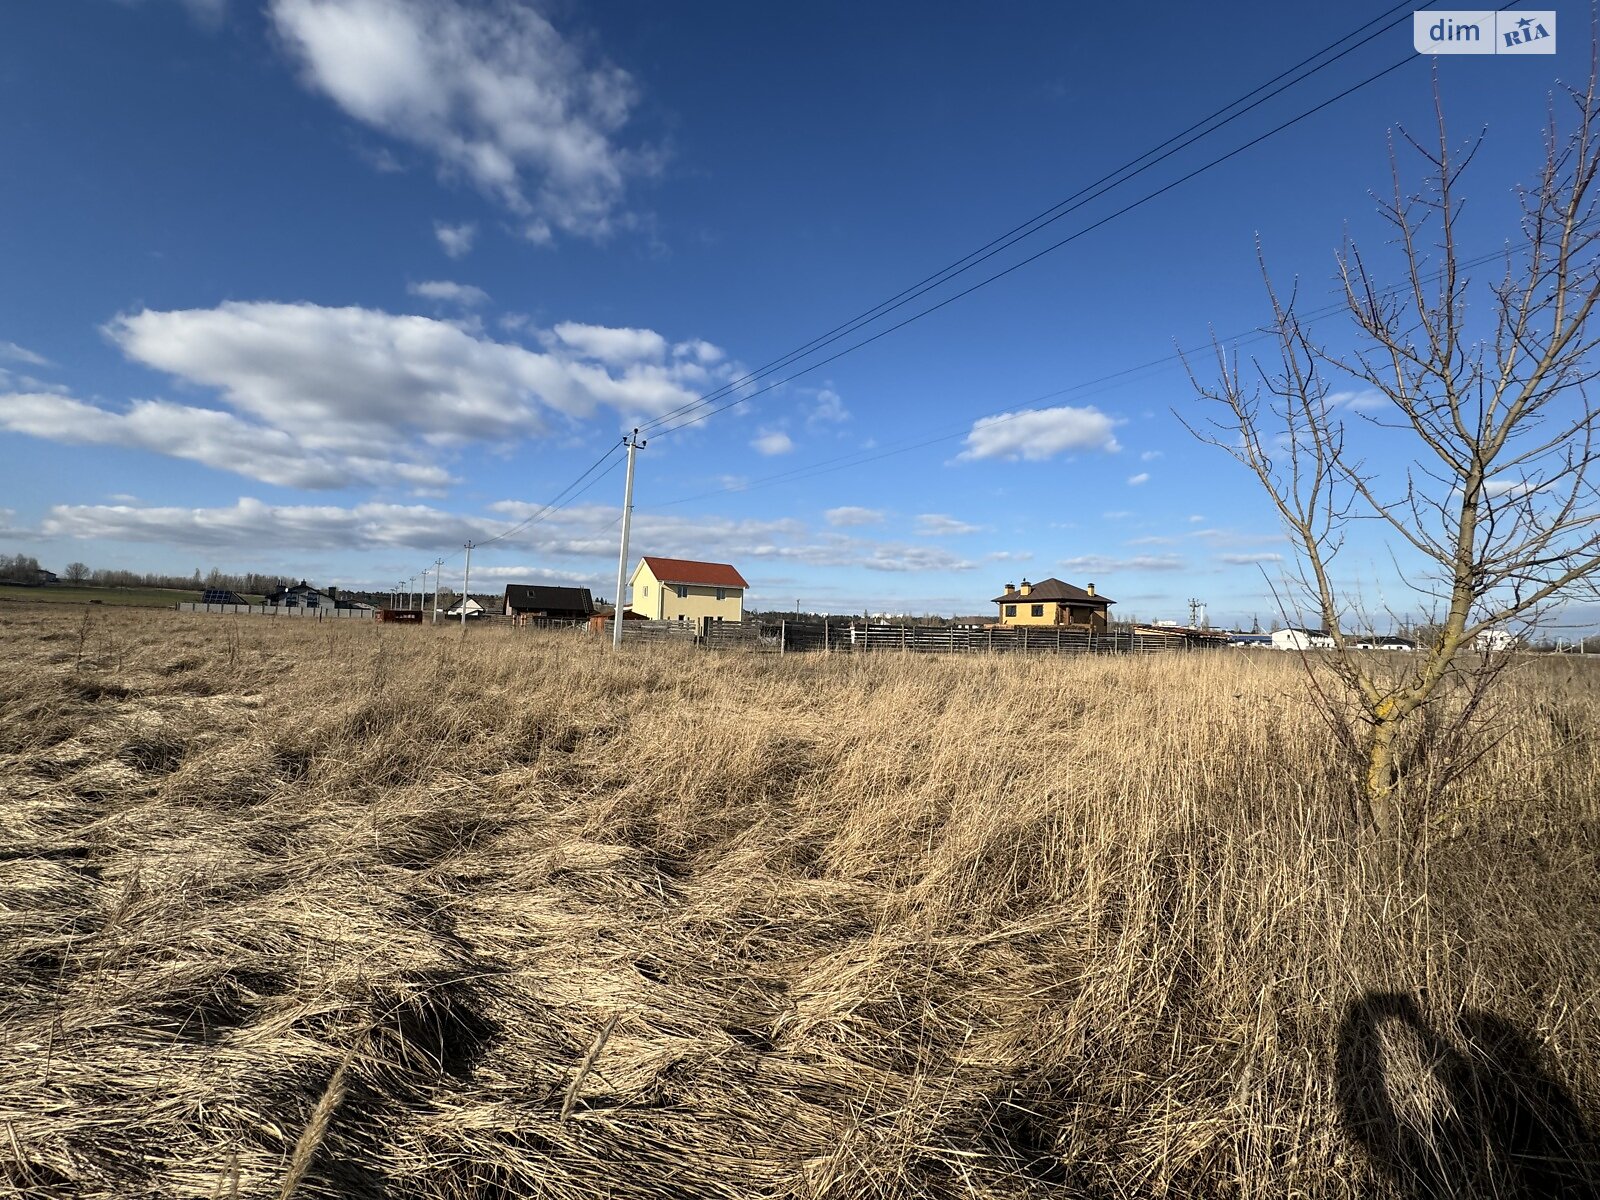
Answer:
1364;717;1401;839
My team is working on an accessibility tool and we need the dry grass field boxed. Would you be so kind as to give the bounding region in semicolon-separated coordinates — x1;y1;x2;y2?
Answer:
3;603;1599;1199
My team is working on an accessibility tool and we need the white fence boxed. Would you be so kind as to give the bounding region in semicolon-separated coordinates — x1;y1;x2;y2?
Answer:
177;603;375;620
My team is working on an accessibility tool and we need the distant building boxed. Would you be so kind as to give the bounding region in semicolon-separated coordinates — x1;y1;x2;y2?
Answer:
265;580;364;610
1352;635;1416;651
1474;628;1517;652
1271;627;1335;651
200;587;249;606
629;556;747;622
991;578;1113;632
504;584;594;622
266;580;331;609
443;597;489;619
1227;632;1274;648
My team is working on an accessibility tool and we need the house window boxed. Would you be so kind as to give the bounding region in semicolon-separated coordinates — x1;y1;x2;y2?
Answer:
715;587;725;601
675;584;688;598
1031;604;1044;617
643;585;649;596
1005;604;1016;617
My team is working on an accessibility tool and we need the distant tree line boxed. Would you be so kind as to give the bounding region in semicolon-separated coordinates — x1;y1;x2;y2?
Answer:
0;551;298;596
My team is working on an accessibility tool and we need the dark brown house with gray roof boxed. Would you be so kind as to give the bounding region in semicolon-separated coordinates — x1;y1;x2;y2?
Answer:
503;584;594;622
991;578;1113;631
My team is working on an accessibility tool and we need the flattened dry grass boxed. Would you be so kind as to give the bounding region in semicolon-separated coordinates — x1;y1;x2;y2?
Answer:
2;604;1598;1198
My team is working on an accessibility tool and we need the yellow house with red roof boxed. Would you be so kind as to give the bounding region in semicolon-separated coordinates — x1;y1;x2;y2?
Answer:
628;556;748;622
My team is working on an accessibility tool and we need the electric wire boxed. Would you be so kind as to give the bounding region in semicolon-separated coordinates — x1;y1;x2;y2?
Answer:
635;3;1418;437
644;50;1420;443
640;230;1570;512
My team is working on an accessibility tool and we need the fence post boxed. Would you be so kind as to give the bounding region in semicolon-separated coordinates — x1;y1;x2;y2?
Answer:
1022;627;1029;653
824;620;829;653
900;625;907;653
780;619;786;655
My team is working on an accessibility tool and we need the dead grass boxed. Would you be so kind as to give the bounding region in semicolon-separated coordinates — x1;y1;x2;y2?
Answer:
2;603;1597;1198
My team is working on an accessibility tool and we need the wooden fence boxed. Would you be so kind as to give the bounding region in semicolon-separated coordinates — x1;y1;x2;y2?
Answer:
176;603;374;620
610;618;1206;656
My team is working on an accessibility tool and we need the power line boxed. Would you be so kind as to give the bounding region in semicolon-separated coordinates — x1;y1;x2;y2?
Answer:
399;442;623;600
646;50;1420;443
473;442;623;550
639;230;1568;513
635;2;1417;439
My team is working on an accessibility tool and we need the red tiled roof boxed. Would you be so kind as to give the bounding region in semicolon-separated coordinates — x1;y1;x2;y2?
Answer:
640;556;748;589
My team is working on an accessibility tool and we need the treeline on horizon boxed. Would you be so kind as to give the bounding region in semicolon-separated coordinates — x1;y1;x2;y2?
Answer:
1;553;293;597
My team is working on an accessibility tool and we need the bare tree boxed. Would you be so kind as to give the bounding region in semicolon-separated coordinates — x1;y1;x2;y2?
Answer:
64;561;89;585
1188;79;1600;845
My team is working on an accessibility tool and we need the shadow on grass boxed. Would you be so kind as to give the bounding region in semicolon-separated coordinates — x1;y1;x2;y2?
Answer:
1337;991;1600;1198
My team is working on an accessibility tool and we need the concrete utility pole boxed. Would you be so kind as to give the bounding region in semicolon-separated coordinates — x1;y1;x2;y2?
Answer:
420;567;429;612
461;541;473;628
612;429;646;650
432;557;444;623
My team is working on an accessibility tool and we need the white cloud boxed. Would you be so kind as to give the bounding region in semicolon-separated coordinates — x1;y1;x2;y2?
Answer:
0;341;49;367
408;280;489;307
1218;552;1285;565
1127;472;1150;486
1187;514;1205;523
271;0;649;241
806;387;848;426
985;550;1033;562
1061;553;1187;573
108;298;729;448
0;508;39;541
179;0;229;26
1101;510;1133;520
1330;388;1390;412
0;392;452;491
1125;535;1176;546
552;322;668;366
434;220;476;257
752;430;794;456
825;506;884;527
916;513;982;537
1485;476;1538;498
1140;450;1163;461
959;405;1121;461
1186;527;1288;547
43;495;981;577
673;339;724;365
5;302;739;492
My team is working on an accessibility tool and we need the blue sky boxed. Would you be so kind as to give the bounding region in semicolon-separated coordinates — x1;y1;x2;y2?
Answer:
1;1;1593;627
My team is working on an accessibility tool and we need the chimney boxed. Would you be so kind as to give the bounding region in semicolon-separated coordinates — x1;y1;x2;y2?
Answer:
1019;579;1032;597
1003;582;1016;596
1086;582;1095;597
